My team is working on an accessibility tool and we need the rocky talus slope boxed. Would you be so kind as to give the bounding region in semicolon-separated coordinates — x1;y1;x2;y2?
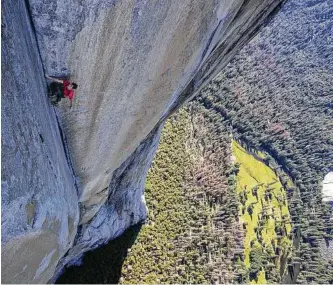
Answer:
2;0;284;283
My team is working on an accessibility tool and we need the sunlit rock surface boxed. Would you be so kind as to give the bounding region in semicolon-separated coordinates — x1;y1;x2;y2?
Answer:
2;0;284;283
29;0;284;227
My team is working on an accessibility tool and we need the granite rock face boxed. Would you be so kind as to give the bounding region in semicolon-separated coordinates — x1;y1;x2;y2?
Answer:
2;0;284;283
29;0;284;226
1;1;79;283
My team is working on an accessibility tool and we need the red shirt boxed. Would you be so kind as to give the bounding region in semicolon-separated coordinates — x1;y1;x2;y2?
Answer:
63;80;75;102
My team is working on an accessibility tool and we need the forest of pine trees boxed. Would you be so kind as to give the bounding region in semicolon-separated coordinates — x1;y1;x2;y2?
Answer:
120;101;299;283
121;107;247;284
191;0;333;282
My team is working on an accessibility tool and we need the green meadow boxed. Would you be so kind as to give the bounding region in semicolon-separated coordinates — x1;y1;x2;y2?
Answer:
232;140;292;283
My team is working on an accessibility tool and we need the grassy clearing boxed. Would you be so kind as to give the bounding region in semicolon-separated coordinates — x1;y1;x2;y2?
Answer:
232;140;292;283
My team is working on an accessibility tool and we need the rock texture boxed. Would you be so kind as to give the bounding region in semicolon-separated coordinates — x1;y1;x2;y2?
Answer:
29;0;284;226
2;0;284;283
51;125;162;280
1;1;79;283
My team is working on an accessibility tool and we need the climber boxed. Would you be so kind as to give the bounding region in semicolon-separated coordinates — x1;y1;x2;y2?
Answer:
45;75;78;107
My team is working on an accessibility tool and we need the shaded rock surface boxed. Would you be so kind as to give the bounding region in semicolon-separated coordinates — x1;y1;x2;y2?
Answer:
1;1;79;283
2;0;284;283
52;124;162;280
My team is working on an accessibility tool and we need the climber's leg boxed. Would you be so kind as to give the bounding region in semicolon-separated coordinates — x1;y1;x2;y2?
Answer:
48;82;63;105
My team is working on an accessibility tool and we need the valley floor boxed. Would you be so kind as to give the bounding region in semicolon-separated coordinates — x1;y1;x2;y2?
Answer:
120;106;293;284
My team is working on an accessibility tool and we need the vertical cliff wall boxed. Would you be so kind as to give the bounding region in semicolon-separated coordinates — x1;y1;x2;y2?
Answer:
29;0;284;229
2;0;285;283
1;1;79;283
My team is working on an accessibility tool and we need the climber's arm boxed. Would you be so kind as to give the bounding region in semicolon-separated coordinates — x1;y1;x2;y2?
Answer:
45;75;64;84
69;90;75;109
